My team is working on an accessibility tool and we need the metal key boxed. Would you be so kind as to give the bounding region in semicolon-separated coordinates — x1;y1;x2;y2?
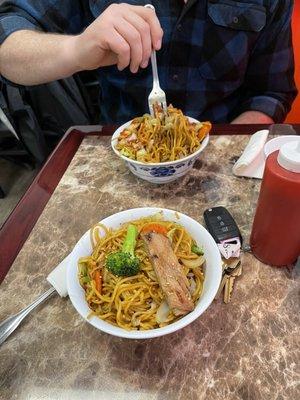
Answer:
217;258;242;303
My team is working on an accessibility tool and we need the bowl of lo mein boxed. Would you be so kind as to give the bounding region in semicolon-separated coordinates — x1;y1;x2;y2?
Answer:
67;208;222;339
111;106;211;183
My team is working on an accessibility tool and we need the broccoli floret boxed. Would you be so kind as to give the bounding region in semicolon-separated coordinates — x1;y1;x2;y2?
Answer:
106;252;140;276
106;224;140;276
191;244;204;256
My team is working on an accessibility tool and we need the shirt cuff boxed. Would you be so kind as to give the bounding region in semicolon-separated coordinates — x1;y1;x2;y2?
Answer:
237;95;286;123
0;15;39;45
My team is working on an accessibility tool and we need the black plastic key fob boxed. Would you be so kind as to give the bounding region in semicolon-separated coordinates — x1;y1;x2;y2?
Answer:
203;206;243;244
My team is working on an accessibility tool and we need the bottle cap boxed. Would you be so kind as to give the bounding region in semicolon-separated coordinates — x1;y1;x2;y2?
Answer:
277;139;300;173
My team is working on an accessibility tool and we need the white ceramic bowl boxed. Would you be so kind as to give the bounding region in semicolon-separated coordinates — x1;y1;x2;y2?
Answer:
67;207;222;339
111;118;210;184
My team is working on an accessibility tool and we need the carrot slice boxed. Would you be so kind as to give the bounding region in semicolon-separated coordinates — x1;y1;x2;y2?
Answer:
198;121;211;140
141;223;168;236
94;271;102;294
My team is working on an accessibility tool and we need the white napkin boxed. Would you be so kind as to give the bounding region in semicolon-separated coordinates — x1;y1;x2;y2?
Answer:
232;129;269;179
46;253;72;297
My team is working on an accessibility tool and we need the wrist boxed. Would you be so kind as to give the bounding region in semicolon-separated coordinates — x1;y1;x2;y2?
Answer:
62;34;84;76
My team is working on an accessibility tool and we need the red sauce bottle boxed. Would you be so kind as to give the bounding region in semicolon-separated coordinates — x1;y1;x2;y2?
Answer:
250;140;300;266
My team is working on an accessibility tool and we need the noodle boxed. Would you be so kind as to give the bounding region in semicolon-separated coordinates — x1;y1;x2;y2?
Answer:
115;105;211;163
78;215;205;330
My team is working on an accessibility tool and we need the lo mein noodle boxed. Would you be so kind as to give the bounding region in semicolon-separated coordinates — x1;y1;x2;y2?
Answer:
115;105;211;163
78;215;205;330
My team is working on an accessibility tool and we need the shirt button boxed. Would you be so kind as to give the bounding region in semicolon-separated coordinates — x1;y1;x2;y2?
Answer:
233;16;239;23
172;74;179;81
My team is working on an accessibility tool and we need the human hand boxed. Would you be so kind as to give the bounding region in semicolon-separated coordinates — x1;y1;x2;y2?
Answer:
72;3;163;73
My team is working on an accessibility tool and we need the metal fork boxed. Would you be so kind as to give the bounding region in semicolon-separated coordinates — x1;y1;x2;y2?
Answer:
0;287;56;346
145;4;167;116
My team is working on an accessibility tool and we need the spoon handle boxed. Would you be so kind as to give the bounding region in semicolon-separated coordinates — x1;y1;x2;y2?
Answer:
0;287;56;346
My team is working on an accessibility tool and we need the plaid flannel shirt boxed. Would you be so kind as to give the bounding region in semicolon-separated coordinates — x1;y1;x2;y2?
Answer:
0;0;297;124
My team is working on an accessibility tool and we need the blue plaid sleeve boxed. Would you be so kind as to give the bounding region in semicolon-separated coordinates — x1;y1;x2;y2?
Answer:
0;0;89;45
236;0;297;122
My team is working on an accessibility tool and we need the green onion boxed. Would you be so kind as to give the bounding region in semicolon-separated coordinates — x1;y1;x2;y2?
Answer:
191;244;204;256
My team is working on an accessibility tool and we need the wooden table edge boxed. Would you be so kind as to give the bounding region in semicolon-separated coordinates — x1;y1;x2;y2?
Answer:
0;123;297;283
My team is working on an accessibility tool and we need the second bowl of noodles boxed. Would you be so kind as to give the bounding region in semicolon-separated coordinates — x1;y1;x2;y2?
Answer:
67;207;222;339
111;107;211;183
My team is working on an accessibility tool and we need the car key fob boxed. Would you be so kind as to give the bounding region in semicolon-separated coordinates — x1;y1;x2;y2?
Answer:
203;206;243;259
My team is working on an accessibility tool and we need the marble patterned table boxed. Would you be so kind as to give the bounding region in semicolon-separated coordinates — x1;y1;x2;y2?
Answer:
0;133;299;400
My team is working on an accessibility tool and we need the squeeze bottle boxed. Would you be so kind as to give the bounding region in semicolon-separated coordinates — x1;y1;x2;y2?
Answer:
250;139;300;266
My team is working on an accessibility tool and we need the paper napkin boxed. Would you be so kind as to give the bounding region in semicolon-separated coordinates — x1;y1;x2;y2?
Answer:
46;253;72;297
232;129;269;179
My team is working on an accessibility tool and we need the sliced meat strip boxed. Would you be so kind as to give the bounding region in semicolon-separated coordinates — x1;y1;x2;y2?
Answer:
142;232;194;316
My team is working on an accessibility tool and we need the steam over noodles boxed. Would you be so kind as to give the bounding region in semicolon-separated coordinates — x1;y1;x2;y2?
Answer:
78;214;205;331
115;105;211;163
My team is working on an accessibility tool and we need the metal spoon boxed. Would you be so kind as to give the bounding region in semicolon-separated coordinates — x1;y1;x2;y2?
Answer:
0;287;56;346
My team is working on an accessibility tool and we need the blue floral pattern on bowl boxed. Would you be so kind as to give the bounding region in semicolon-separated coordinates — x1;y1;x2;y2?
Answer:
140;167;151;172
128;162;137;171
175;163;186;169
127;156;200;183
149;166;176;177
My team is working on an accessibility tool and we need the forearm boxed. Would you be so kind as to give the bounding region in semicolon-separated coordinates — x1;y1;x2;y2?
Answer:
0;30;79;85
0;4;163;86
231;111;274;124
